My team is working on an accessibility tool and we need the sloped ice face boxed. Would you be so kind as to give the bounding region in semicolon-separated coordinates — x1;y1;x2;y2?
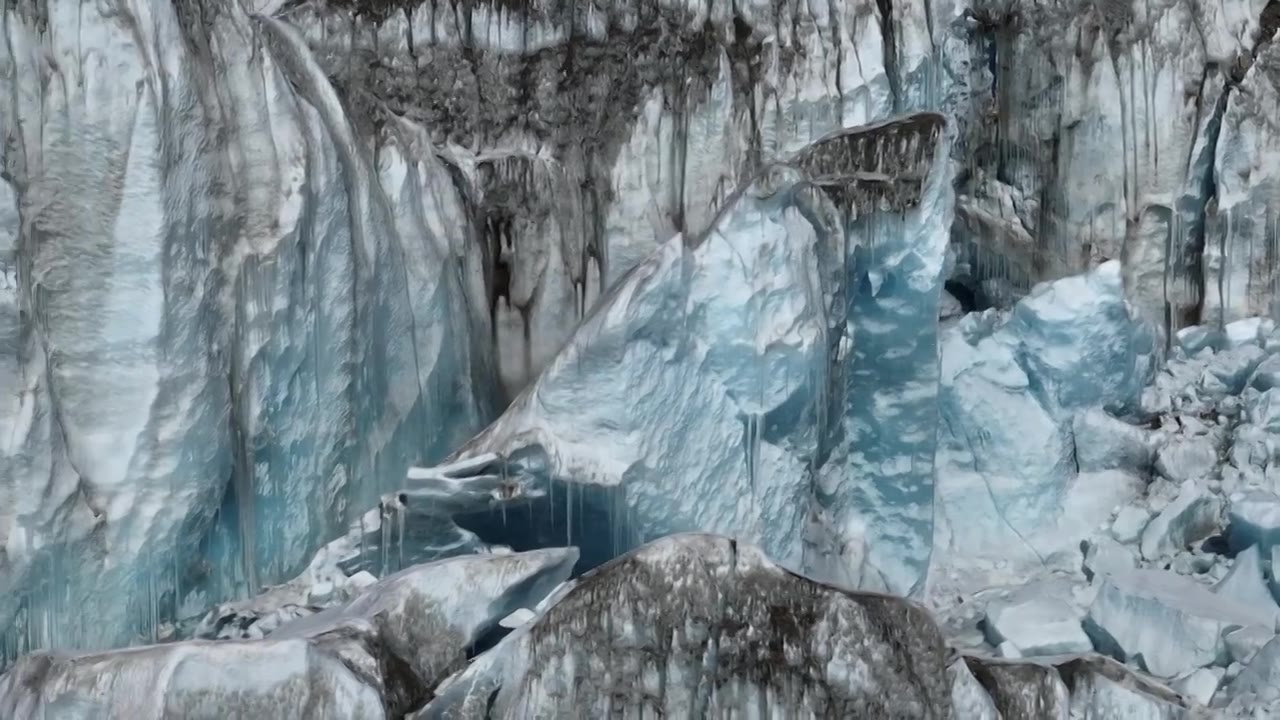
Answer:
402;114;951;593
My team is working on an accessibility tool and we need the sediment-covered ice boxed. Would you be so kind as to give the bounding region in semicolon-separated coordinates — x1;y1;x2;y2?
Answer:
418;533;954;718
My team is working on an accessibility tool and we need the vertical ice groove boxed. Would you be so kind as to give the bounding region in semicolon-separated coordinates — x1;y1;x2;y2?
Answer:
0;0;496;661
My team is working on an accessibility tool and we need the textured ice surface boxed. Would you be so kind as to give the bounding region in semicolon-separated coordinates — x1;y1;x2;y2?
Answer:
419;534;953;718
408;114;952;594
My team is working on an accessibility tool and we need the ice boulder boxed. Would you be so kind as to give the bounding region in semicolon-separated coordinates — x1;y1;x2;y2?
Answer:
982;596;1092;656
1217;636;1280;713
1171;668;1222;707
1140;482;1221;560
0;548;578;718
1249;355;1280;392
1200;345;1267;397
1153;438;1219;486
418;534;953;718
1224;626;1275;666
932;261;1155;596
1072;408;1154;472
960;656;1069;718
1085;569;1275;677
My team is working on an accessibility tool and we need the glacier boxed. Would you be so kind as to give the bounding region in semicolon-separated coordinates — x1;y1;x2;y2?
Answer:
5;0;1280;716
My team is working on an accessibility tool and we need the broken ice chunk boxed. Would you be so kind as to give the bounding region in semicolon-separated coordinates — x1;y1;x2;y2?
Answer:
1225;318;1273;348
1061;655;1209;718
1212;544;1280;623
1085;569;1274;677
1171;667;1223;706
962;656;1069;718
1084;537;1136;580
1112;506;1153;544
1227;491;1280;557
1072;409;1153;472
1224;625;1275;665
1250;355;1280;392
1201;345;1267;397
422;534;954;717
273;548;578;692
1140;482;1221;560
1176;326;1224;355
983;595;1092;656
1153;439;1218;485
1247;388;1280;433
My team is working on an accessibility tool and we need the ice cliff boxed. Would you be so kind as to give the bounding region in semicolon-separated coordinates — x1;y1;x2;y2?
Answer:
5;0;1280;716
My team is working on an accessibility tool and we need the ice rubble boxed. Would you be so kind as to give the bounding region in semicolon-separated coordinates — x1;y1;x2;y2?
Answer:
0;548;574;718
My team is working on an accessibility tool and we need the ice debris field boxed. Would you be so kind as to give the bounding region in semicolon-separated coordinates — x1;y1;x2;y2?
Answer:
6;0;1280;716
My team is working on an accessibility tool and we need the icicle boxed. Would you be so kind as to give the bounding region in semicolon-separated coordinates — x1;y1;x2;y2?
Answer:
566;481;574;547
396;501;405;573
380;504;391;577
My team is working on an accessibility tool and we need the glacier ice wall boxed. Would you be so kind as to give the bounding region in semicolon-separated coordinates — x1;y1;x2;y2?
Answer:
281;0;946;396
945;0;1280;330
0;0;496;658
